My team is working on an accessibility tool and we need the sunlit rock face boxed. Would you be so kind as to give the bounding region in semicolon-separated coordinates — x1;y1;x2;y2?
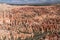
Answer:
0;4;60;40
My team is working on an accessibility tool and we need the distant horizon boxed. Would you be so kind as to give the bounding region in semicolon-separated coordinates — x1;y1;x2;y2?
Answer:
0;0;60;4
0;2;59;6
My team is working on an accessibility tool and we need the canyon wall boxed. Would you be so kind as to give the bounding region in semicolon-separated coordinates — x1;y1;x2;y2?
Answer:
0;4;60;40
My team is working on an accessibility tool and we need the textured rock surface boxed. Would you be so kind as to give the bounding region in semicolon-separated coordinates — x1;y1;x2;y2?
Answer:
0;4;60;40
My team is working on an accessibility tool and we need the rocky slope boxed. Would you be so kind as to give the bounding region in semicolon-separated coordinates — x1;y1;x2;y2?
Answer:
0;4;60;40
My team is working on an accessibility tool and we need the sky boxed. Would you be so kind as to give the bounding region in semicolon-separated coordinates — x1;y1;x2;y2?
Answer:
0;0;60;4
